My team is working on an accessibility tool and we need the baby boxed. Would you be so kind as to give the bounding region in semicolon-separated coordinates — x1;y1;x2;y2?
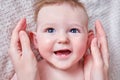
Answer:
9;0;109;80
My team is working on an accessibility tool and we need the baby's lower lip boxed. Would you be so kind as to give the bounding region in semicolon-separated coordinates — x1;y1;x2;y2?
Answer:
54;50;71;59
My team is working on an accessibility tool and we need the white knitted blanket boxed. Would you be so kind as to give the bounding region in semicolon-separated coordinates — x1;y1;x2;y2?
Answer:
0;0;120;80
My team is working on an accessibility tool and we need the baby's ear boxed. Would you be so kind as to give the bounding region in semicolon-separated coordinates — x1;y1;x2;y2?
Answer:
28;31;38;49
87;30;94;49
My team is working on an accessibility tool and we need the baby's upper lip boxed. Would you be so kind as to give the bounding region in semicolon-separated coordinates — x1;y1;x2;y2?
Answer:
54;49;72;54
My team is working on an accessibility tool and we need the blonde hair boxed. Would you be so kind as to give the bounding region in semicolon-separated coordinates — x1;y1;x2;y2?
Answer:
34;0;87;22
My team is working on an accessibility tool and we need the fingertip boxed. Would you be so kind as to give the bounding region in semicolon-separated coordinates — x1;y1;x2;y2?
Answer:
13;18;27;34
95;20;103;29
18;18;26;26
22;17;26;20
95;20;101;25
20;18;26;23
19;31;32;54
21;18;27;30
95;19;100;22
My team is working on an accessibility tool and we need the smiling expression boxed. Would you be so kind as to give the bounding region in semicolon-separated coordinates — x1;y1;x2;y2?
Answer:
35;3;88;70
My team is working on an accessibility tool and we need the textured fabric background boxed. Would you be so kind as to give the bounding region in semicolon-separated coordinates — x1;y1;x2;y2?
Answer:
0;0;120;80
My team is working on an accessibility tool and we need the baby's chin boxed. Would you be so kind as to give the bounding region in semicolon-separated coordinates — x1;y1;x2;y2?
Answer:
54;64;72;70
49;60;81;71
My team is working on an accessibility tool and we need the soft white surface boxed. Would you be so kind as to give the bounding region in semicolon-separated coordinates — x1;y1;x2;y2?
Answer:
0;0;120;80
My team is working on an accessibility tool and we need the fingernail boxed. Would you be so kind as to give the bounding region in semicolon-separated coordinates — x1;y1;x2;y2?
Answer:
23;20;27;29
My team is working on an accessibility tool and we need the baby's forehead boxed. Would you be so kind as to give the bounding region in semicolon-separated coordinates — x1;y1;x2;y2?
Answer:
38;5;87;21
38;3;87;15
36;4;88;30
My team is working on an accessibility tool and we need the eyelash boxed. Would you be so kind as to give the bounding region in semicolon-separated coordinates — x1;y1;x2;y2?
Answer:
44;27;80;33
69;28;80;33
45;28;55;33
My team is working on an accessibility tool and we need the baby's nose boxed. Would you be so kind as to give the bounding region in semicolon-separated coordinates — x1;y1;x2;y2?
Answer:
57;33;69;44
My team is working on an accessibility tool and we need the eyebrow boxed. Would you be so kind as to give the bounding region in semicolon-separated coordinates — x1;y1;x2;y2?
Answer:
41;23;84;27
39;23;86;30
41;23;56;28
70;24;88;32
70;24;84;28
70;24;86;31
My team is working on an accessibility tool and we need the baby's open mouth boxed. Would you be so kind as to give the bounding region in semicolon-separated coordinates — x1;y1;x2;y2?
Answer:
54;49;71;56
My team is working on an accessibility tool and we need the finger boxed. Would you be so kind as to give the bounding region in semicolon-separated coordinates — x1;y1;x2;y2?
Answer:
91;37;103;67
84;54;92;80
19;31;33;56
10;18;26;49
95;20;109;67
9;18;26;59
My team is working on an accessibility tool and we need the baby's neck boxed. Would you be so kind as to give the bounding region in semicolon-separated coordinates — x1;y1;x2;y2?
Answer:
38;60;84;80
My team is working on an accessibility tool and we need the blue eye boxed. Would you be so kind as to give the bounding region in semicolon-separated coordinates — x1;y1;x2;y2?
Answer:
70;28;80;33
46;28;55;33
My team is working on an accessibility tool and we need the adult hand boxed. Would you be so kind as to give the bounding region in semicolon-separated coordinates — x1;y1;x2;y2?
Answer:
8;18;40;80
84;20;109;80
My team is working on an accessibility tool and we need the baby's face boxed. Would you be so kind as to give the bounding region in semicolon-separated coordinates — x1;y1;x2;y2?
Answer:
35;3;88;69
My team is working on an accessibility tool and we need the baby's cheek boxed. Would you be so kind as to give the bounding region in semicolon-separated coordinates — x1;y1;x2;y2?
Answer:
37;38;54;53
74;39;87;53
